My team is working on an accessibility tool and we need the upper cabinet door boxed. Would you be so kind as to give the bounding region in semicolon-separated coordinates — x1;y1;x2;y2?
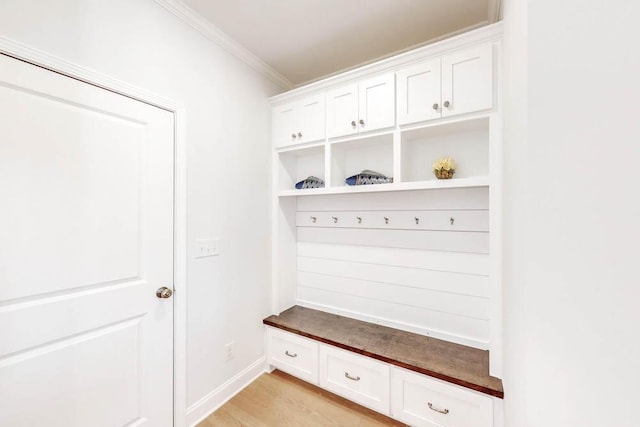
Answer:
298;93;325;144
358;72;395;132
327;83;359;138
273;102;299;147
396;59;442;125
441;44;493;118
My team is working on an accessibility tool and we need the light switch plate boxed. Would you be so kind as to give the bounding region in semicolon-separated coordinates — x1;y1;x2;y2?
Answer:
195;238;220;258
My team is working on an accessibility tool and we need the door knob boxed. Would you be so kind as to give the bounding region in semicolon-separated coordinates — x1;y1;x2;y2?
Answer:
359;119;365;126
351;120;357;128
156;287;173;299
432;103;439;110
443;100;451;108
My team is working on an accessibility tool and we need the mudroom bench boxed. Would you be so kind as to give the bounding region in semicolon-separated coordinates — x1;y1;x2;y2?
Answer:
264;305;504;427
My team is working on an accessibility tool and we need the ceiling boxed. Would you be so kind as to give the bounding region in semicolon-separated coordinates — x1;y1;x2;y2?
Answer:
181;0;498;87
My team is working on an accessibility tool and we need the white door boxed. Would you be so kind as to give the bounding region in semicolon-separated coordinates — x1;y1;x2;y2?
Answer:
0;54;174;426
441;44;493;118
273;102;298;147
358;72;395;132
297;93;325;144
327;83;358;138
397;59;442;125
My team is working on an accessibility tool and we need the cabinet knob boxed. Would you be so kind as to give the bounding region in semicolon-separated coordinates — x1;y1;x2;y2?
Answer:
432;103;439;111
291;133;297;139
351;120;357;128
443;100;451;108
297;132;302;138
359;119;365;126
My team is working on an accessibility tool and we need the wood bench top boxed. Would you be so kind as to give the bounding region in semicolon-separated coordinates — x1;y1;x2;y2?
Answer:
264;305;503;398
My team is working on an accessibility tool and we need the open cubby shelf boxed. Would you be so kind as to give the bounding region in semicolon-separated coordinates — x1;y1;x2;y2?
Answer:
278;176;489;197
275;115;491;196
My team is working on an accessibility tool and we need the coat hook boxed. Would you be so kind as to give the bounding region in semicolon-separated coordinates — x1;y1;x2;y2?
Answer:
310;216;317;223
384;216;389;224
450;217;455;225
332;216;338;223
356;216;362;224
415;217;420;225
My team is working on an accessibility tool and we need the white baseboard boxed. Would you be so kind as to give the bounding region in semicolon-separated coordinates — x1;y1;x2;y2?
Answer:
186;356;267;427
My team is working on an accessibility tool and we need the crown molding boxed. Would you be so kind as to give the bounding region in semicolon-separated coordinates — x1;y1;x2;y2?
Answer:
489;0;503;22
154;0;295;90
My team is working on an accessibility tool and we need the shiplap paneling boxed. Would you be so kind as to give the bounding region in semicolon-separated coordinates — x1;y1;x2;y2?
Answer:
297;243;489;276
297;227;489;254
297;288;489;346
297;256;490;298
294;188;490;348
297;272;489;319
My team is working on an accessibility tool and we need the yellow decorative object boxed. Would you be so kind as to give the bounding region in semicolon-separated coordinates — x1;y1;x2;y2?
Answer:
433;157;457;179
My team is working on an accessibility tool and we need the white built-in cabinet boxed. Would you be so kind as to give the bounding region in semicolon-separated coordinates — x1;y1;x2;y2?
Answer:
319;344;390;414
397;43;493;125
327;73;396;138
269;23;504;426
272;41;496;195
266;327;498;427
391;367;494;427
273;93;325;147
396;58;442;124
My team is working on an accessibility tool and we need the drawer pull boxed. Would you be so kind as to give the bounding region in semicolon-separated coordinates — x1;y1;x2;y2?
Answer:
428;402;450;415
284;350;297;358
344;372;360;381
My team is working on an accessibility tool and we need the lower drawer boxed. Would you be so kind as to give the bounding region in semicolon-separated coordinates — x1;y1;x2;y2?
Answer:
391;367;493;427
267;327;318;384
319;344;390;415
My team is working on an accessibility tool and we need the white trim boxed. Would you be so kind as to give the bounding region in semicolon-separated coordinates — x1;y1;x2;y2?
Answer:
173;109;189;427
270;22;504;105
493;396;505;427
0;36;189;427
186;357;267;427
0;37;180;112
297;300;488;350
154;0;294;90
489;0;503;23
489;43;504;378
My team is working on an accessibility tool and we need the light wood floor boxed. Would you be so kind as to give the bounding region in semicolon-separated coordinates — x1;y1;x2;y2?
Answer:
198;370;407;426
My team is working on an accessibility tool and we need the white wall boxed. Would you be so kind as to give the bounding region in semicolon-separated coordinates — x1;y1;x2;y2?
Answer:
503;0;640;426
501;0;529;425
0;0;284;421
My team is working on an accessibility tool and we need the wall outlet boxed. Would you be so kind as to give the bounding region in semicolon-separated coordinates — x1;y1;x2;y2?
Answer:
195;238;220;258
224;341;234;362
